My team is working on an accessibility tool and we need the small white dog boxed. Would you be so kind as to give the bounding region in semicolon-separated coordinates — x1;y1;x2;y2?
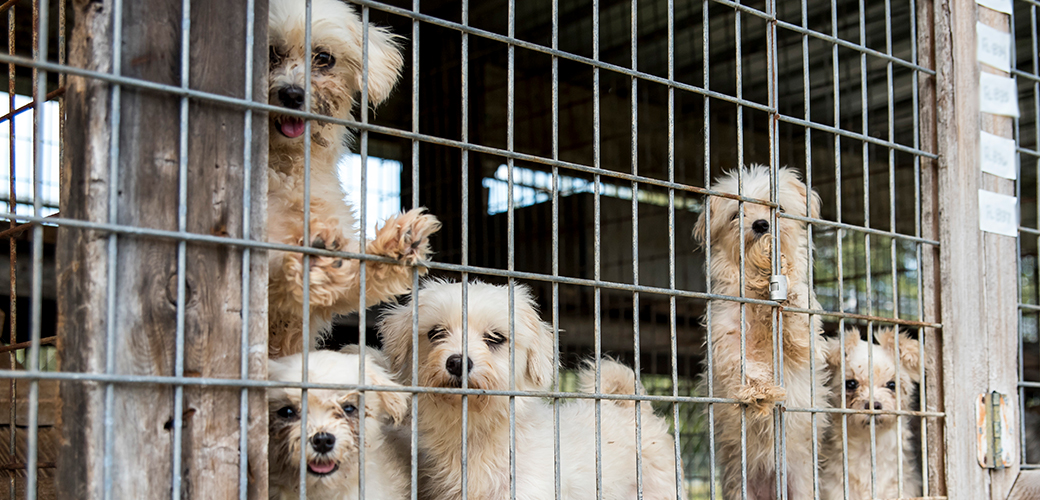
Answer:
267;0;441;357
693;164;829;499
378;280;684;500
267;348;409;500
821;327;921;500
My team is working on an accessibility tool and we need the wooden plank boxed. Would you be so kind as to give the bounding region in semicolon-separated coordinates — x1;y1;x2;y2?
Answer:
57;0;268;498
917;0;948;494
933;0;1021;497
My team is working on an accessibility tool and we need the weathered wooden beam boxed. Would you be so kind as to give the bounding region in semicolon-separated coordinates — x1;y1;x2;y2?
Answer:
933;0;1019;498
57;0;268;498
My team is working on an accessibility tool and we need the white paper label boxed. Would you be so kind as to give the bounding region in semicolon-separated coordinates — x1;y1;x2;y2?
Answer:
979;190;1017;237
977;22;1011;72
977;0;1013;14
980;131;1017;179
980;72;1020;117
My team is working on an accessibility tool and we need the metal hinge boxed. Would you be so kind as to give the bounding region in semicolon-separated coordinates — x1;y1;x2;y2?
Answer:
769;275;788;302
976;391;1013;469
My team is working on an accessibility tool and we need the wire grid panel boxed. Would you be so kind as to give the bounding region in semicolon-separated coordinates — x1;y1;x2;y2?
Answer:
1016;0;1040;472
0;0;949;500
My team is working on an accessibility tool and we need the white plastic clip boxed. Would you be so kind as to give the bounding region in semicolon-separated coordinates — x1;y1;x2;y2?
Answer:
769;275;788;302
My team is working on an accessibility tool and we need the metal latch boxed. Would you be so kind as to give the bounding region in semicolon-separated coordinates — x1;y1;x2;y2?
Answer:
976;391;1012;469
769;275;788;302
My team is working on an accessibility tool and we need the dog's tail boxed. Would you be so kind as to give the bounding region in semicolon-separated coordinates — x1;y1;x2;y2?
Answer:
577;358;645;408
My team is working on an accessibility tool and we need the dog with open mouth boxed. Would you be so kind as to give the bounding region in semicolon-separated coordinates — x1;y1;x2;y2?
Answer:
267;0;441;357
267;348;409;499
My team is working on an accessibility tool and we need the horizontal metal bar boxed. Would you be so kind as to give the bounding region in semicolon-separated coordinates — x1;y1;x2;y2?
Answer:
0;87;64;125
779;306;943;329
0;0;16;16
0;213;58;240
351;0;935;77
1019;303;1040;312
1018;380;1040;389
1018;146;1040;158
0;368;946;416
777;114;938;159
0;337;56;355
781;212;941;245
1021;226;1040;235
0;52;936;173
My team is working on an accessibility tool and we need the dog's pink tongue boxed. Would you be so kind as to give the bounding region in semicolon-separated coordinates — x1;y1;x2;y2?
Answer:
280;118;305;138
308;461;336;474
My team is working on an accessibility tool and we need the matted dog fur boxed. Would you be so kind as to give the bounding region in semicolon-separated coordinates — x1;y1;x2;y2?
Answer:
694;164;830;499
267;0;440;357
378;280;684;500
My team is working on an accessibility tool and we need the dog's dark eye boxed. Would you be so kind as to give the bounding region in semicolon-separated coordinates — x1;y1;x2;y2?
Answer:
342;403;357;415
313;51;335;69
777;205;786;214
730;211;740;221
844;379;858;392
427;326;448;343
269;46;283;66
885;381;897;391
276;405;298;420
483;330;507;347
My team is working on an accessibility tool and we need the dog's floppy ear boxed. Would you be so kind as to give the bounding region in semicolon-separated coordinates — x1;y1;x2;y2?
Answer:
377;303;414;383
877;327;921;382
365;355;409;425
693;194;721;247
359;25;403;106
516;285;554;390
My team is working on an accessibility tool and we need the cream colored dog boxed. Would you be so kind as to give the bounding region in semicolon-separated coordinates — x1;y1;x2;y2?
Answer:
267;0;440;357
378;280;684;500
821;327;921;500
693;164;829;499
267;349;409;500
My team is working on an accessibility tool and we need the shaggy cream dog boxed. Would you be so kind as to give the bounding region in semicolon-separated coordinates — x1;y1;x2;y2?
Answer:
267;349;409;500
693;164;829;499
267;0;440;357
378;280;684;500
821;327;921;500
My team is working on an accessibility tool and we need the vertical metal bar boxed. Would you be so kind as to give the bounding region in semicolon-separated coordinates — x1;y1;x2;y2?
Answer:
505;2;516;498
170;0;191;495
628;2;643;497
26;0;48;496
5;2;15;494
830;0;848;496
298;1;314;497
666;0;683;496
357;5;371;499
101;0;124;497
459;2;470;498
910;0;927;489
702;1;717;496
591;2;603;498
238;0;256;498
410;1;420;499
550;0;561;497
800;0;820;496
734;1;749;498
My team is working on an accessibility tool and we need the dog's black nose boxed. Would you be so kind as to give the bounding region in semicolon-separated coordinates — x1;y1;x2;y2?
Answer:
751;219;770;235
278;86;306;109
310;432;336;454
864;401;883;411
445;354;474;378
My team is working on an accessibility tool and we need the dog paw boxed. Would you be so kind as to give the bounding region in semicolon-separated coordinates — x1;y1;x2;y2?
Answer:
370;208;441;265
283;223;353;307
736;380;786;416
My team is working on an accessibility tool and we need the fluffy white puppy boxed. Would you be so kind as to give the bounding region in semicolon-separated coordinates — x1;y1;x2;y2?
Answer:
378;280;684;500
267;0;440;357
693;164;830;499
821;327;921;500
268;349;409;500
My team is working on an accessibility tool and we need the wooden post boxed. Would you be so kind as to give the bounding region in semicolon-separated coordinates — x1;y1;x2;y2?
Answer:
933;0;1019;498
56;0;268;498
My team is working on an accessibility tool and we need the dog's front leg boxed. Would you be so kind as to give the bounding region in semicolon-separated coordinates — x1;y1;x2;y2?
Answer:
356;208;441;306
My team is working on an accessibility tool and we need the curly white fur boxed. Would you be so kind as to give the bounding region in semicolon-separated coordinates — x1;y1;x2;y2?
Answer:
821;328;921;500
267;349;410;500
693;165;830;499
378;280;685;500
267;0;440;357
